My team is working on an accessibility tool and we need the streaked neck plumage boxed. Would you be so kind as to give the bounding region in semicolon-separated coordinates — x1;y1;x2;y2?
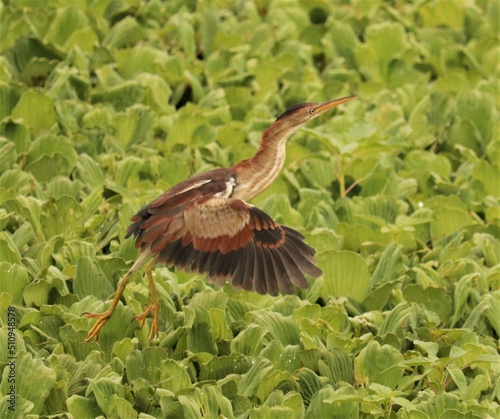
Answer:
232;121;301;201
230;96;357;201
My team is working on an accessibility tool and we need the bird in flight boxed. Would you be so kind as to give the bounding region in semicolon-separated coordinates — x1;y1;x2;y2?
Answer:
84;95;357;341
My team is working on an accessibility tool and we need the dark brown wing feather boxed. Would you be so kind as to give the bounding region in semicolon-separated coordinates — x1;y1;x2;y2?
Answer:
153;219;321;295
172;201;321;295
127;178;322;295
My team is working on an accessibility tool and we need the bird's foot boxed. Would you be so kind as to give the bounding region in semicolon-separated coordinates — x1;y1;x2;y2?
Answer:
83;311;113;342
134;302;159;341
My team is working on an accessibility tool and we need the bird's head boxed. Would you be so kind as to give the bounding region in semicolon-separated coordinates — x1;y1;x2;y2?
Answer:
276;95;357;128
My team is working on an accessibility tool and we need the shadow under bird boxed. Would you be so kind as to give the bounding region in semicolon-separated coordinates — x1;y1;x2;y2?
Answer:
84;95;357;342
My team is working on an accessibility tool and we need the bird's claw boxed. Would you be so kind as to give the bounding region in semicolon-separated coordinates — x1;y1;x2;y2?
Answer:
83;303;159;343
83;311;112;343
134;303;159;341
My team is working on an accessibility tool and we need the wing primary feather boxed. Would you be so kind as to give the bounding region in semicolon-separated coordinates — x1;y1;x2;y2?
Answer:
266;248;292;295
230;249;246;289
158;240;181;266
257;246;278;295
281;225;306;240
244;242;256;290
282;226;316;256
242;241;258;292
208;251;226;278
220;250;237;277
282;239;322;278
276;247;309;289
251;245;265;294
237;241;255;291
192;249;210;273
198;250;219;274
175;242;197;269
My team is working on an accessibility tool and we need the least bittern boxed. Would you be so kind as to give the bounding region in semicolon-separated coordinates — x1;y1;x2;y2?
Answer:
85;95;357;342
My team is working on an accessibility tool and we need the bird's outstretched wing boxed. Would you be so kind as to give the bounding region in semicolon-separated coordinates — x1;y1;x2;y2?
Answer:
127;184;322;295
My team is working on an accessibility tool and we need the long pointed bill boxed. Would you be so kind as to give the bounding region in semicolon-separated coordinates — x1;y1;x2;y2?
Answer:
314;95;358;116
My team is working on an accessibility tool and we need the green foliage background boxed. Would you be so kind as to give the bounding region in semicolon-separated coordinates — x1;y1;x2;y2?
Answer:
0;0;499;417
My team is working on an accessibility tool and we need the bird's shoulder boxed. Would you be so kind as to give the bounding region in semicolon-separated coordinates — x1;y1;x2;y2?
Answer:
148;167;237;212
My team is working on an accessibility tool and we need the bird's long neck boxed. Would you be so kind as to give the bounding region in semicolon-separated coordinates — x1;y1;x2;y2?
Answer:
232;122;301;200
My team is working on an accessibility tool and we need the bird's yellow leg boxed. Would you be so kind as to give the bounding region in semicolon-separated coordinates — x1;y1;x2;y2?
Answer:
134;263;159;341
84;269;133;342
84;249;152;343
